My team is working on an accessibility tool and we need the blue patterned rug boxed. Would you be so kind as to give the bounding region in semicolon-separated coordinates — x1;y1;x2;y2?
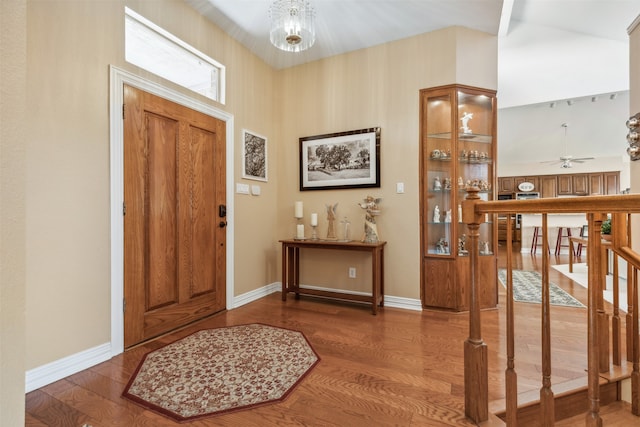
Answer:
498;269;585;308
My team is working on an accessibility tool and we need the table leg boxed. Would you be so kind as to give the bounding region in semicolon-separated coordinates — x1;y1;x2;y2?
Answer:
379;247;385;307
569;239;574;273
293;247;300;299
372;247;379;315
281;244;288;301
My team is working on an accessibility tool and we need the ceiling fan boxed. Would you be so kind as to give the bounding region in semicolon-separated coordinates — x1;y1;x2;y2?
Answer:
541;123;594;168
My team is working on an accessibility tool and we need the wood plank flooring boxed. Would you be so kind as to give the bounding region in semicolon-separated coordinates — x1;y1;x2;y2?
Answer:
25;245;639;426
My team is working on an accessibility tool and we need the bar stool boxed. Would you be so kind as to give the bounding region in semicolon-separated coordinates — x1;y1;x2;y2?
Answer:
555;226;573;255
576;224;588;257
530;226;549;254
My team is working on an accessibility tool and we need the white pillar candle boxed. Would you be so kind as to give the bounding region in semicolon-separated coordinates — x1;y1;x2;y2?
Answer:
458;204;462;222
310;213;318;226
296;224;305;239
294;201;303;218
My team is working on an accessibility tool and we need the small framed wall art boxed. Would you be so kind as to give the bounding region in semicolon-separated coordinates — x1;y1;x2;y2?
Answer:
242;129;268;182
299;127;380;191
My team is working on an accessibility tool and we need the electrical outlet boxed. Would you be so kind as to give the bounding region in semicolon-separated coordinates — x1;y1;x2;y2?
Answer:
348;267;356;278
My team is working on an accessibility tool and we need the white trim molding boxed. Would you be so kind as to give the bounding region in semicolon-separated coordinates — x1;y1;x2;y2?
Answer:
25;343;111;393
109;65;235;357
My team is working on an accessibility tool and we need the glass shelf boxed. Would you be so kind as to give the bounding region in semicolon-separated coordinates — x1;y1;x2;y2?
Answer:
427;132;492;143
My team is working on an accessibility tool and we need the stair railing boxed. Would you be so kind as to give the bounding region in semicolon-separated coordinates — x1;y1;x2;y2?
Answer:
462;190;640;425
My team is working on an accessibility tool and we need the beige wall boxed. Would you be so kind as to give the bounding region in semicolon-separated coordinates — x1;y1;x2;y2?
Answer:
25;0;278;369
628;25;639;321
276;27;497;299
1;0;27;424
19;1;496;409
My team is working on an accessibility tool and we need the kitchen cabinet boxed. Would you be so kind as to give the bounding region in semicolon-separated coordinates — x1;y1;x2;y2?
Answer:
540;176;558;198
589;173;604;195
498;172;620;197
572;174;589;195
557;175;573;195
498;177;515;194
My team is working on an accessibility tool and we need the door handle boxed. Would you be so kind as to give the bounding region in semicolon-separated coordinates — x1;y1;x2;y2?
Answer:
219;221;227;228
219;204;227;218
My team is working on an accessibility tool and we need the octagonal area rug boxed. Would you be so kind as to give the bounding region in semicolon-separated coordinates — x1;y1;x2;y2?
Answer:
122;323;320;422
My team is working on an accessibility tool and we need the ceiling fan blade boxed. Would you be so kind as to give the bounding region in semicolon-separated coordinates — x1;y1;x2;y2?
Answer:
540;159;562;164
572;157;595;162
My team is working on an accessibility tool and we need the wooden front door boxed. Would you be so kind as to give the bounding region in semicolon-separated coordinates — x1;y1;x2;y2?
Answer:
123;85;226;348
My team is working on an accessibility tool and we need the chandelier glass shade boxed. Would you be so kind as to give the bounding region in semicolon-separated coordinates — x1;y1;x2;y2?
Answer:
269;0;316;52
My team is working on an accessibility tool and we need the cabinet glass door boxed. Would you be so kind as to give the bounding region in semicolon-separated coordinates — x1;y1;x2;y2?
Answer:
457;89;494;256
424;93;454;256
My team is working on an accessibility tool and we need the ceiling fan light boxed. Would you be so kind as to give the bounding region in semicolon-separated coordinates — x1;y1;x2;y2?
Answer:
269;0;316;52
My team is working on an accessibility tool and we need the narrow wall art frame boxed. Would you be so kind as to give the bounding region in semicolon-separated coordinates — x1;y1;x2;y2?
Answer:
299;127;380;191
242;129;268;182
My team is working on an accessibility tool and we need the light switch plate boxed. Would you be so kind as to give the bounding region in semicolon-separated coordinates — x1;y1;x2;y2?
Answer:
236;183;250;194
251;185;261;195
396;182;405;193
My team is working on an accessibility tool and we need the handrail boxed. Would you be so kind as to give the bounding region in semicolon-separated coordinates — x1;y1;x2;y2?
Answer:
462;189;640;425
472;194;640;214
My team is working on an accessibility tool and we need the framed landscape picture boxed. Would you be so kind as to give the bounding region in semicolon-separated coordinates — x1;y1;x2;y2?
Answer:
299;127;380;191
242;129;267;182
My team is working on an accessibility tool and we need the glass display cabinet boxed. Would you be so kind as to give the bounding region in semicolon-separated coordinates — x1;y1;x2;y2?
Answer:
419;84;498;311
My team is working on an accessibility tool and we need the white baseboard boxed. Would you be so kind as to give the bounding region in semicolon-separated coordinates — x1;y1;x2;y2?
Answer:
281;283;423;311
25;342;111;393
231;282;280;308
25;283;420;393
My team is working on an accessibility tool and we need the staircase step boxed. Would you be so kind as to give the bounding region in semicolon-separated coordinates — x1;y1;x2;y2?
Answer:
489;376;620;426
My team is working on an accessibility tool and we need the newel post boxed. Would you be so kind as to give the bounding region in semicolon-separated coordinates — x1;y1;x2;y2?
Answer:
462;187;488;423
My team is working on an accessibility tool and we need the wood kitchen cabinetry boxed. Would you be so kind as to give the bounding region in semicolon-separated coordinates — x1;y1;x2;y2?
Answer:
498;177;515;194
572;174;589;195
540;175;558;198
498;172;620;198
557;175;573;195
419;84;497;311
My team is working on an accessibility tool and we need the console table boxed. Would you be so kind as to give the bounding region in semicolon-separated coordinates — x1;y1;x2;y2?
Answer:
280;239;386;314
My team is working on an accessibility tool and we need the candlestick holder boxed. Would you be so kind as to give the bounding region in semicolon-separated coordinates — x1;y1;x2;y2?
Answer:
310;224;318;240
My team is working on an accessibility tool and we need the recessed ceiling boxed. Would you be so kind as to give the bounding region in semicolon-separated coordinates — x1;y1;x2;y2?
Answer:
186;0;639;70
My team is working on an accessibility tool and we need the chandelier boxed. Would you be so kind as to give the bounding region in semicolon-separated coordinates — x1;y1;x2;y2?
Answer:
269;0;316;52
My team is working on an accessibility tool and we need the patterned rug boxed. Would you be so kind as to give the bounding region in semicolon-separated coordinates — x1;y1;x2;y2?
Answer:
498;269;585;308
122;324;320;422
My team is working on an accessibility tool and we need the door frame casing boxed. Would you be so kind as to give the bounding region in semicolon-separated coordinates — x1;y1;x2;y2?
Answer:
109;66;234;356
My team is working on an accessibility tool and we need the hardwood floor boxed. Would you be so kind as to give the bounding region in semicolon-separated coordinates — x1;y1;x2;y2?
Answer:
25;245;638;426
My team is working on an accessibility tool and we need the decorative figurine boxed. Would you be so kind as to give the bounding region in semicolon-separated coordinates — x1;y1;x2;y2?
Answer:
458;176;464;189
433;176;442;191
433;205;440;223
326;203;338;240
431;149;441;159
340;216;351;242
458;234;468;255
480;241;491;255
358;196;382;243
436;237;449;254
444;209;452;223
443;177;452;191
460;112;473;134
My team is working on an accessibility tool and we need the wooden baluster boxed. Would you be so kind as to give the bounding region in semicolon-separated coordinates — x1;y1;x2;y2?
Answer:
632;266;639;416
539;214;555;425
462;187;488;423
612;251;621;366
627;213;635;363
611;213;627;366
585;214;602;426
505;213;518;426
596;215;610;373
